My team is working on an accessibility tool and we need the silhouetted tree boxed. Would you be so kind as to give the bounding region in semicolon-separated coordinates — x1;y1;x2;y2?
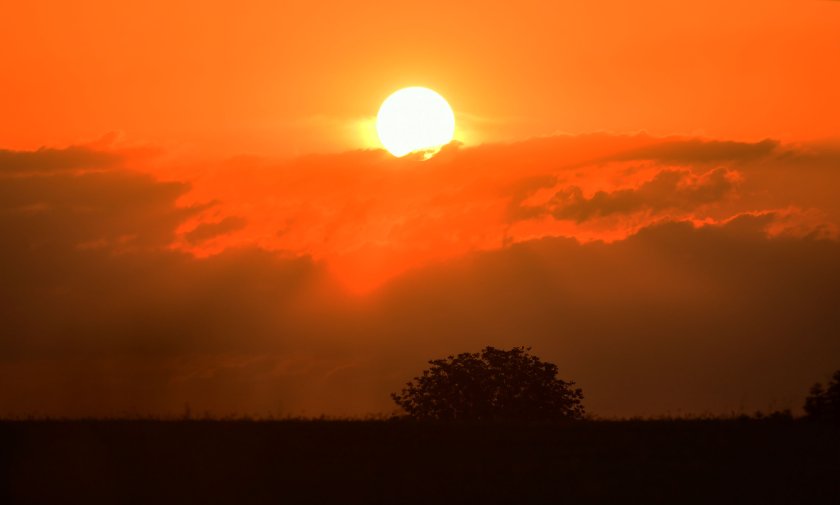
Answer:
391;346;585;421
804;370;840;424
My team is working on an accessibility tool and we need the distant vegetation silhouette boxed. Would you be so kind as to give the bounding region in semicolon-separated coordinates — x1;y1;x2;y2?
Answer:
805;369;840;424
391;346;584;421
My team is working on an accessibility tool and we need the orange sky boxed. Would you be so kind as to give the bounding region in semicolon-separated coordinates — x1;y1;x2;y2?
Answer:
3;1;839;155
1;1;840;418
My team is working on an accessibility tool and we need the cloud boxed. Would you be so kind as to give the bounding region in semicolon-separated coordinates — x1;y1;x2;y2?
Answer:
185;216;247;245
0;171;196;252
0;136;839;418
161;134;836;291
612;138;779;164
528;167;741;223
0;145;121;175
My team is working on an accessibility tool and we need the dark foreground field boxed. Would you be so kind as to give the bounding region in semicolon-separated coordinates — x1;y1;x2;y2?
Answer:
2;419;839;505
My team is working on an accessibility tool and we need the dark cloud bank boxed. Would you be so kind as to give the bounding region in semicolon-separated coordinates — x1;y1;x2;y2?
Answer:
1;137;839;418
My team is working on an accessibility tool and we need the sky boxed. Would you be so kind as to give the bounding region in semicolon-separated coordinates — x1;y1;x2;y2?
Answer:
1;1;839;417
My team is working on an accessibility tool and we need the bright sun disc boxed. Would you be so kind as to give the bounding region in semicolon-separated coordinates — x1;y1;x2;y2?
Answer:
376;87;455;157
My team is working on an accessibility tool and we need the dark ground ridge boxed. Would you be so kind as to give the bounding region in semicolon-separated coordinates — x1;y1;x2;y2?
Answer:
2;418;839;505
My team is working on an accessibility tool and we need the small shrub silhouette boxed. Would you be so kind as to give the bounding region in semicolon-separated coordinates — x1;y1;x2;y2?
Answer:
804;370;840;424
391;346;584;421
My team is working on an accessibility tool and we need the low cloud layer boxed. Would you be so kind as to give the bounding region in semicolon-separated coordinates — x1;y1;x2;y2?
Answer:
0;145;121;174
513;167;740;223
1;135;838;417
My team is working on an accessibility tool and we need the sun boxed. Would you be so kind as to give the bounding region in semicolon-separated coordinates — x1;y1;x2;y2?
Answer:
376;87;455;157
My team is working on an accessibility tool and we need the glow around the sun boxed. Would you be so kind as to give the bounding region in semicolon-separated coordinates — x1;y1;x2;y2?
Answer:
376;87;455;157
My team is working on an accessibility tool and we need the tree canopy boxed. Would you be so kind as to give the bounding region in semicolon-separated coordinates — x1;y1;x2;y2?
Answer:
804;370;840;424
391;346;585;421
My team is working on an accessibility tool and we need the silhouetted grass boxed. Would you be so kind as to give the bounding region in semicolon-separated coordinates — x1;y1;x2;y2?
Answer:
2;417;838;504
